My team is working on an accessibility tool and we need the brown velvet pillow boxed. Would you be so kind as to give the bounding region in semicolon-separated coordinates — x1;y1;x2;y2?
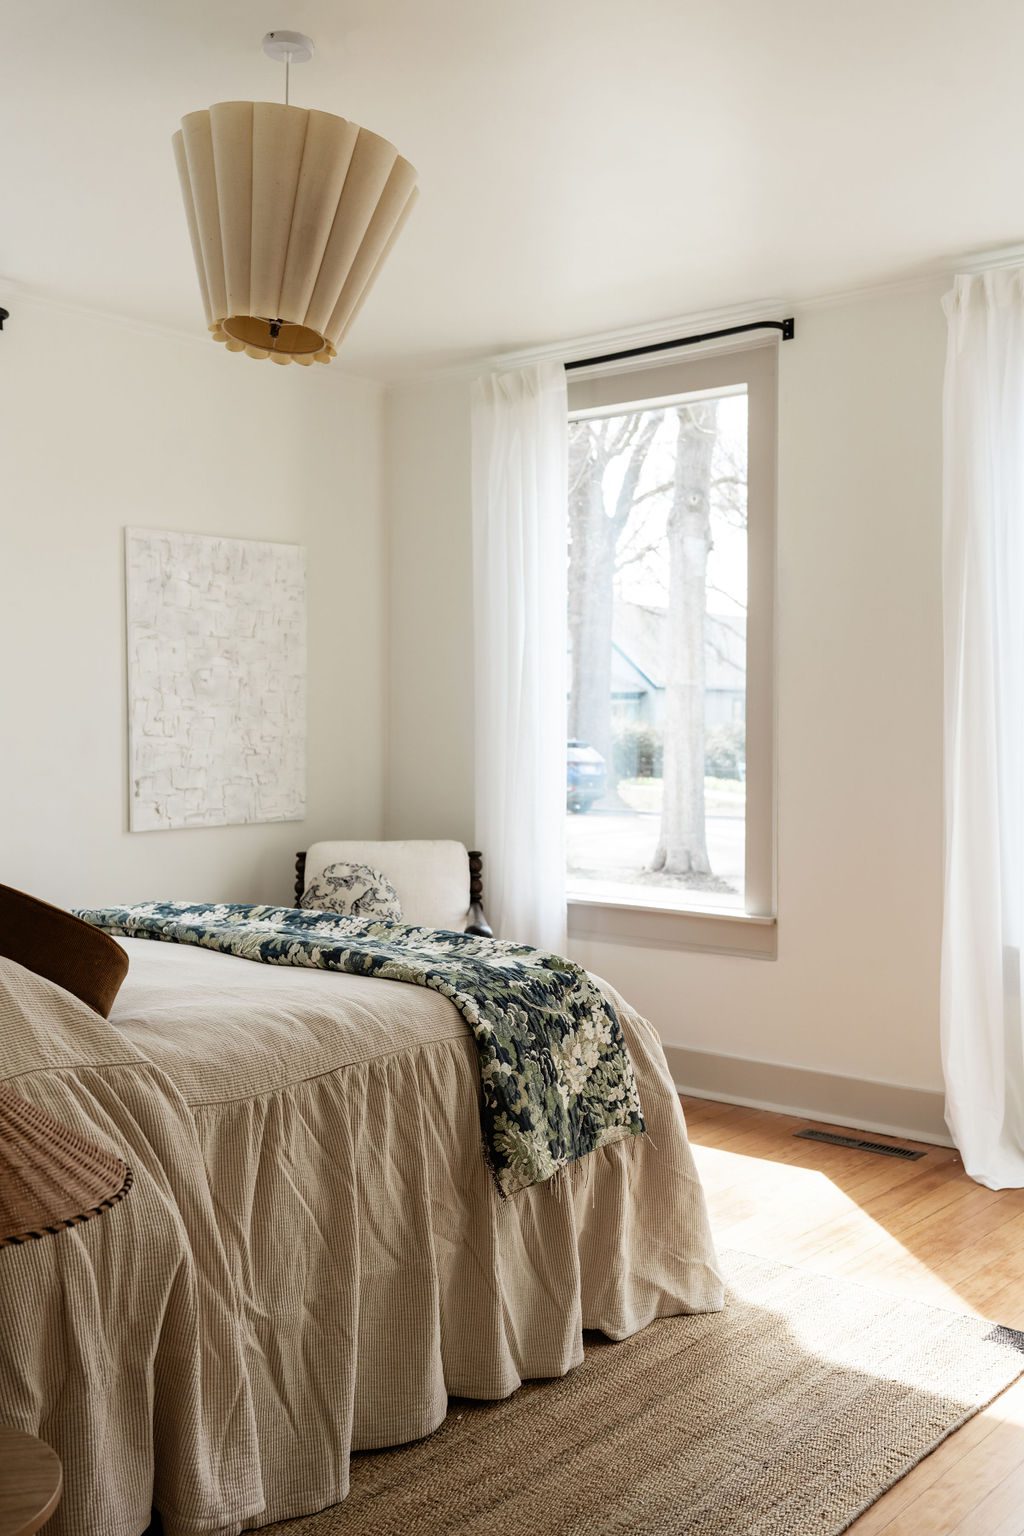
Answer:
0;884;129;1018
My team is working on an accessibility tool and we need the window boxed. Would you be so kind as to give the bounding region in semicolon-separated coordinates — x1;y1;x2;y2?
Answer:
565;344;776;946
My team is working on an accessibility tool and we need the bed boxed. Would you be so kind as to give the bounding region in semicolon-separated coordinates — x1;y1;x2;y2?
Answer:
0;933;723;1536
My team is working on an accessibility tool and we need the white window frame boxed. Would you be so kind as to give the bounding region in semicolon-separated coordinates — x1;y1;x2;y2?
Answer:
565;341;777;959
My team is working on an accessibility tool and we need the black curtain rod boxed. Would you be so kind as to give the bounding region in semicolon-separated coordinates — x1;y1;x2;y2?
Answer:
563;317;795;372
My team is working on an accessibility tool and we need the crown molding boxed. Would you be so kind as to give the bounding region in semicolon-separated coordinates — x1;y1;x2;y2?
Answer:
388;244;1024;390
488;296;787;375
789;267;949;312
9;239;1024;392
400;298;790;386
0;277;372;388
1;276;210;351
952;242;1024;275
425;273;951;386
385;277;932;390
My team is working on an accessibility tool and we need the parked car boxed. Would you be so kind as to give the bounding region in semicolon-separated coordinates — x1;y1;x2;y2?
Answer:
567;740;607;813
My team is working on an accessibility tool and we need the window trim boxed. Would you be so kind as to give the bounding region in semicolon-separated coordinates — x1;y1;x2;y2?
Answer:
565;340;778;954
568;896;777;959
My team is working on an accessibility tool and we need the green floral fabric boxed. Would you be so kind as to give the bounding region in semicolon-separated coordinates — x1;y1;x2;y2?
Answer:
77;902;645;1196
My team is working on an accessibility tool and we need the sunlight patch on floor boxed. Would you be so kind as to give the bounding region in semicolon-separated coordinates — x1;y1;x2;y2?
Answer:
692;1142;984;1317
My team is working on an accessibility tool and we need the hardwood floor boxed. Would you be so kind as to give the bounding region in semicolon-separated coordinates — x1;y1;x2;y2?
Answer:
683;1096;1024;1536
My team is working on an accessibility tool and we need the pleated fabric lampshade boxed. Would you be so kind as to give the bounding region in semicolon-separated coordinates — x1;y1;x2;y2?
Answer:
0;1082;132;1247
173;100;418;366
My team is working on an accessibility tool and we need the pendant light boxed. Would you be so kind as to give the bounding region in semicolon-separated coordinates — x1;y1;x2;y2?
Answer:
172;31;418;366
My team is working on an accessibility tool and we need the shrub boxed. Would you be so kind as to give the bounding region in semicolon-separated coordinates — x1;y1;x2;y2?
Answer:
613;721;663;780
704;722;745;781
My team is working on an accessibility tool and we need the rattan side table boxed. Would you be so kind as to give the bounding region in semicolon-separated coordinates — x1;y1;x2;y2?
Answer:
0;1429;62;1536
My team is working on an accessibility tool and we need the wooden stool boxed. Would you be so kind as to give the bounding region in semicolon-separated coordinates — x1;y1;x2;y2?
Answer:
0;1429;62;1536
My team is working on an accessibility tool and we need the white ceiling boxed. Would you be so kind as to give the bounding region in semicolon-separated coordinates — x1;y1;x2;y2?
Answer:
2;0;1022;378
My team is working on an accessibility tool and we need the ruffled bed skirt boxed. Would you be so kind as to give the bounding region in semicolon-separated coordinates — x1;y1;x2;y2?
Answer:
0;945;722;1536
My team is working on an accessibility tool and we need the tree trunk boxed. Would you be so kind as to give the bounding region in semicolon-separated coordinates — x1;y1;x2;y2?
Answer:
650;401;718;875
567;414;662;779
568;461;618;768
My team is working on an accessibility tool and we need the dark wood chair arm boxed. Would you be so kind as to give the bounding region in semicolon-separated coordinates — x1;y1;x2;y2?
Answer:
464;906;493;939
466;851;493;937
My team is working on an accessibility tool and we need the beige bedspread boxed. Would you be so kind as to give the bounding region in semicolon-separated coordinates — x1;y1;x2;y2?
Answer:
0;942;722;1536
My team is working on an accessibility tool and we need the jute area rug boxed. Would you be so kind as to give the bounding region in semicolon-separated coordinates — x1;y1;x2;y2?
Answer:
258;1250;1024;1536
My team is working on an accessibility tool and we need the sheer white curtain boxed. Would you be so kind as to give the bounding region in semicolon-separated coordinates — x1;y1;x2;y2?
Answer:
942;268;1024;1187
471;363;568;952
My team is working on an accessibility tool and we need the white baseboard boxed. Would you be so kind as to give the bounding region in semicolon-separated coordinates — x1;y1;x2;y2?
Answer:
664;1044;952;1148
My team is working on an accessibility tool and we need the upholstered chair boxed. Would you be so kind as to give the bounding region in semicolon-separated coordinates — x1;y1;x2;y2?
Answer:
294;841;492;937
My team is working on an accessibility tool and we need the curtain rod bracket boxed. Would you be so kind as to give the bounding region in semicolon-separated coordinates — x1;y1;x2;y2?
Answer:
564;317;795;372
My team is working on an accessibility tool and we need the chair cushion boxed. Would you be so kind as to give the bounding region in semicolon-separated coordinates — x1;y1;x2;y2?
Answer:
302;841;470;932
0;883;129;1017
300;862;403;922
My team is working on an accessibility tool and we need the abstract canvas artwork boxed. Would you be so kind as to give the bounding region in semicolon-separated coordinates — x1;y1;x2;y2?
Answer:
125;528;306;831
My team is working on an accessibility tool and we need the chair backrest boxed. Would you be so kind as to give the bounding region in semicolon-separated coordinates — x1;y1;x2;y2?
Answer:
300;840;472;932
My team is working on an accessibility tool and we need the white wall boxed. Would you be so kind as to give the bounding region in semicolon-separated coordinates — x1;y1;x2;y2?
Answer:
3;281;947;1100
0;294;386;907
385;282;948;1099
385;375;476;837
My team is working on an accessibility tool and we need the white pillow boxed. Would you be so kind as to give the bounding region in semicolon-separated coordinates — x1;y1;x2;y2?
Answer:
303;841;470;931
300;862;403;922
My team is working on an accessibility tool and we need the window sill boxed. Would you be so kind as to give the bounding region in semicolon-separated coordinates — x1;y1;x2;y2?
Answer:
567;893;777;959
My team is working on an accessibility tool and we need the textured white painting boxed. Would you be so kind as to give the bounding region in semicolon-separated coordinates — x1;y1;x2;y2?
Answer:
126;528;306;831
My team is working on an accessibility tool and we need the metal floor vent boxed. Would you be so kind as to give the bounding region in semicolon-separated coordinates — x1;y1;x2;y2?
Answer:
794;1128;925;1161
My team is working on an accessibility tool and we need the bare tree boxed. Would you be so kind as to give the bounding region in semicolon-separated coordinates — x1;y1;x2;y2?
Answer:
650;400;719;875
567;411;665;774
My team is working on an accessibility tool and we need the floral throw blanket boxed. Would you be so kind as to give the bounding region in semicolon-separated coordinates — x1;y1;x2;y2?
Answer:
78;902;645;1196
